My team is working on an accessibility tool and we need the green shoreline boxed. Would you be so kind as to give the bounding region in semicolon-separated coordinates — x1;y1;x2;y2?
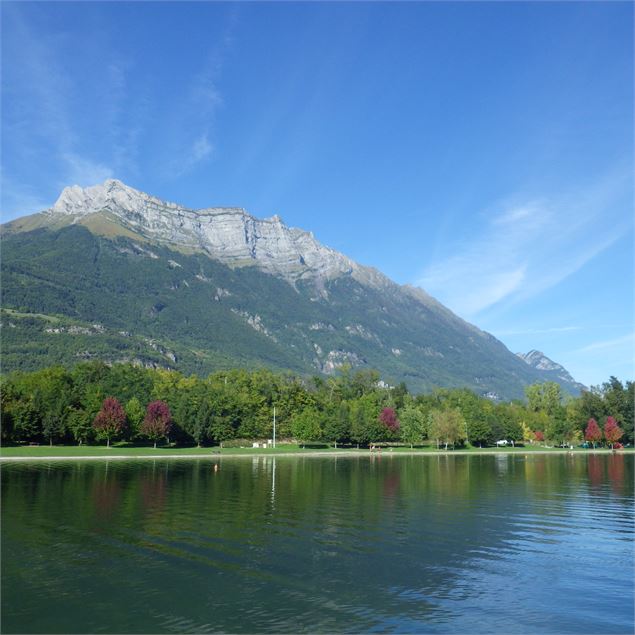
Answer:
1;446;630;461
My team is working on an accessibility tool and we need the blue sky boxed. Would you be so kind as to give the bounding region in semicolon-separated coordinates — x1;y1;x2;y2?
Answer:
2;1;633;388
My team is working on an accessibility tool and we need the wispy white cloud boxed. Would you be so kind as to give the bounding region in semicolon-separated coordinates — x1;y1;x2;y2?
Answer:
2;4;125;216
570;333;634;355
495;325;583;336
560;332;635;386
172;130;215;178
159;13;237;179
162;68;222;176
61;154;114;188
192;133;214;163
3;3;240;212
422;262;527;316
417;169;632;319
0;173;53;218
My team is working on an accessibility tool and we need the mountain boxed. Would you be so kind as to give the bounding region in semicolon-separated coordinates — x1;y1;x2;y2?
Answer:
1;179;584;399
517;350;586;392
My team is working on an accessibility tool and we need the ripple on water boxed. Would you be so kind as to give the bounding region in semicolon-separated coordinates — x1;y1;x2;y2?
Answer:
1;454;633;634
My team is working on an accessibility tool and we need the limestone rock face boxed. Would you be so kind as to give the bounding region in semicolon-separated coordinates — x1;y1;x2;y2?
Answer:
517;349;565;372
516;349;585;389
48;179;386;288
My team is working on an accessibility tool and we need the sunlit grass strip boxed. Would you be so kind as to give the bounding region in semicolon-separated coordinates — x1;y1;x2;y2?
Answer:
0;444;629;459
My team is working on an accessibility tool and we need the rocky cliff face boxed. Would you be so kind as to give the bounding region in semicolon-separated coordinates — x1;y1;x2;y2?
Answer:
46;179;385;289
517;350;585;390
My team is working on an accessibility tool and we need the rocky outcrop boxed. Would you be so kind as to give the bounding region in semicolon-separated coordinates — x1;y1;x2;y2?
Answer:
516;350;586;390
47;179;389;288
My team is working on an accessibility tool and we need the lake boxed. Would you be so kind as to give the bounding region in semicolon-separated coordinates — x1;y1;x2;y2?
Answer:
2;454;633;634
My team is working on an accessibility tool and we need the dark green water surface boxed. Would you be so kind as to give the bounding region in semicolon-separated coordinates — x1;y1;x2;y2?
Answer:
2;454;633;634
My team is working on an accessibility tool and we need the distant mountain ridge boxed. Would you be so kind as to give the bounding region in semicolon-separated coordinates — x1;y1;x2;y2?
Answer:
517;350;586;391
1;179;584;399
16;178;388;289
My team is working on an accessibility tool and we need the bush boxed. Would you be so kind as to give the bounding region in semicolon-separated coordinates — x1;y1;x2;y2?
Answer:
220;438;259;448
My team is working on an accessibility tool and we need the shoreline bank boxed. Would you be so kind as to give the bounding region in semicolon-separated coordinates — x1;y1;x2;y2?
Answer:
0;448;629;462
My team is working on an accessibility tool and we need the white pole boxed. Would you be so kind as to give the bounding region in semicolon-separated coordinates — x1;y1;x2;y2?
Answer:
273;406;276;448
271;457;276;502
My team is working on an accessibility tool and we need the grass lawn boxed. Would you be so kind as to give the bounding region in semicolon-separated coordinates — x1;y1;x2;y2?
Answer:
0;443;356;458
1;443;629;459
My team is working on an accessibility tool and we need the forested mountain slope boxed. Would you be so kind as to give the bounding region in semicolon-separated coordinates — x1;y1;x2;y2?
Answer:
1;180;584;399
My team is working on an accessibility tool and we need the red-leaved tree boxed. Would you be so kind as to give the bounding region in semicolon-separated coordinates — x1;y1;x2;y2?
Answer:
584;418;602;449
379;407;400;434
141;401;172;448
534;430;545;443
93;397;126;447
604;416;623;449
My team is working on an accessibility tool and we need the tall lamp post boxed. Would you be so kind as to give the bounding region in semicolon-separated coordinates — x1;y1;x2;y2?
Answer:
273;406;276;449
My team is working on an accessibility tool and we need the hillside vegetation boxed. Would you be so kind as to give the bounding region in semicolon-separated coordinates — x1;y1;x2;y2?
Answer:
1;225;582;399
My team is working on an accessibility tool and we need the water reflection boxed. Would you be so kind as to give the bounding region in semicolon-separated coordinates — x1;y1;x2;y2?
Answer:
588;454;604;488
139;464;167;516
2;454;633;634
91;478;121;522
607;454;625;495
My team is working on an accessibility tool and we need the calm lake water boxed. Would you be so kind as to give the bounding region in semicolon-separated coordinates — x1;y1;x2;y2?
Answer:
2;454;633;634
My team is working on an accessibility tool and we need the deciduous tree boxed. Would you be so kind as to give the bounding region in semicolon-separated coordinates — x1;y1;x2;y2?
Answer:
323;401;351;448
379;407;400;436
93;397;126;447
428;408;465;450
142;400;172;448
467;415;492;448
604;416;623;448
584;418;602;448
399;405;426;448
125;397;145;439
67;407;93;445
291;408;322;447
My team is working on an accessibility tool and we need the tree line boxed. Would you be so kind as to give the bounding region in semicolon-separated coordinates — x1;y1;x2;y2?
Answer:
1;362;632;448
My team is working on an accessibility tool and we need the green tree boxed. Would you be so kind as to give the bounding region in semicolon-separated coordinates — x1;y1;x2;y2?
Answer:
190;399;212;446
399;405;426;448
602;377;633;444
67;407;93;445
497;404;523;446
125;397;145;439
349;399;369;447
209;412;235;446
391;382;409;410
546;413;576;447
428;408;465;450
525;382;564;417
467;414;492;448
291;408;322;447
12;397;41;442
41;393;68;446
322;401;351;448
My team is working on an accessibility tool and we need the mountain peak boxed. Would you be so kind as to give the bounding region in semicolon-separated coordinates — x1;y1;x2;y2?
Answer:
52;179;158;216
517;350;556;370
44;180;376;287
516;350;586;390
